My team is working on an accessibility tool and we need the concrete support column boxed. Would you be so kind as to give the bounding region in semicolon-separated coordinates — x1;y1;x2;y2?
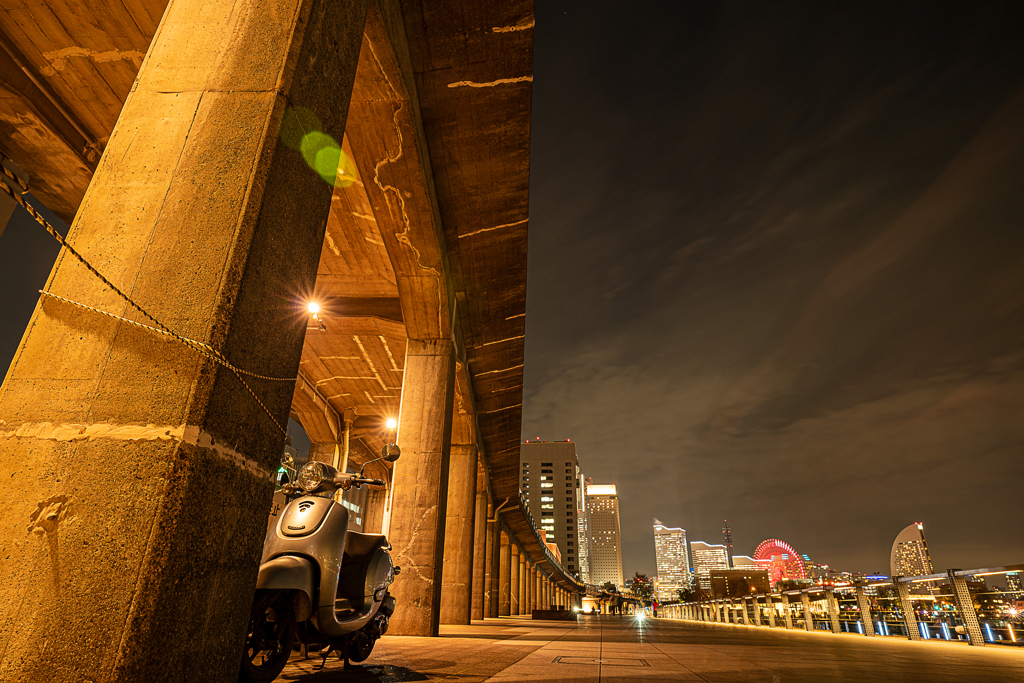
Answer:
753;597;762;626
765;595;777;627
0;0;369;679
948;571;986;646
498;532;511;616
532;565;540;614
782;594;794;629
825;590;841;634
742;597;751;625
388;339;457;636
439;439;477;624
471;468;488;622
855;586;875;636
484;510;497;618
801;592;814;632
894;580;922;641
518;553;527;615
509;545;520;615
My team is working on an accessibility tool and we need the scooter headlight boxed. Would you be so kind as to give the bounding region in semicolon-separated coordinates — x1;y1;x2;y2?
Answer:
296;462;326;492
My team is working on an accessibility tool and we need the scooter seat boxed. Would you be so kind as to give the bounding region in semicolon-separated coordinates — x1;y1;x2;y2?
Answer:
344;531;387;560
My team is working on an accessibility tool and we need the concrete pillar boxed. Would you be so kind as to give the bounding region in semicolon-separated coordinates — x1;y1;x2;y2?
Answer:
781;594;793;629
855;586;875;636
948;571;986;646
388;339;457;636
894;580;922;641
531;566;538;611
742;597;751;625
518;552;527;615
825;590;841;634
765;595;777;627
439;436;477;624
509;545;520;615
499;532;511;616
801;592;814;632
753;597;762;626
471;468;488;622
487;516;500;618
0;0;369;679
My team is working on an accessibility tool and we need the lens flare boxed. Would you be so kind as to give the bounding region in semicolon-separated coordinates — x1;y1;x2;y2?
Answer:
307;302;320;314
386;418;398;430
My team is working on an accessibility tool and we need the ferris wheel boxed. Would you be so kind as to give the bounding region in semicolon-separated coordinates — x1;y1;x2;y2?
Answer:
753;538;807;585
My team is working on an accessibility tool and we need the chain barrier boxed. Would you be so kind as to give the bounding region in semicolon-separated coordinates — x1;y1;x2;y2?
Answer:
1;150;292;435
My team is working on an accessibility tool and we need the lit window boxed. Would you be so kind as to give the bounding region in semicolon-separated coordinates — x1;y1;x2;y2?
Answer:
541;504;553;509
541;483;553;488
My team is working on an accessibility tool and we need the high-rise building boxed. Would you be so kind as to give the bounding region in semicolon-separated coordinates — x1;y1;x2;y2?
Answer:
690;541;730;592
732;555;756;569
1007;572;1022;596
890;522;935;578
653;520;689;600
586;484;623;587
521;441;581;573
577;475;593;583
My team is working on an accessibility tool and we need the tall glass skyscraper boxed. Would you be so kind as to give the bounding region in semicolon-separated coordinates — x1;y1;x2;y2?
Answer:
653;520;689;600
586;484;623;587
890;522;935;577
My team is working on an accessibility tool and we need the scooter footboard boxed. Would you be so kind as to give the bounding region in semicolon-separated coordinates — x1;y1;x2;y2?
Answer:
256;555;315;620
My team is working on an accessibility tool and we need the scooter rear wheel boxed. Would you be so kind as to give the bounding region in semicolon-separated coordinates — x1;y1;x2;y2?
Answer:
238;590;295;683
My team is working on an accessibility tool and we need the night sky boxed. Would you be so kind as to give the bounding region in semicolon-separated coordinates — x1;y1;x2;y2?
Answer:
523;1;1024;577
2;1;1023;582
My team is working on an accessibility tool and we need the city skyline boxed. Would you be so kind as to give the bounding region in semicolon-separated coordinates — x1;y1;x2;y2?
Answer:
520;1;1024;576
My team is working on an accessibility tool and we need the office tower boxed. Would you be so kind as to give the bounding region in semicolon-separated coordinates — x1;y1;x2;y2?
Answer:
691;541;730;592
1006;573;1022;596
653;520;690;600
521;440;580;573
890;522;935;578
586;484;624;587
577;475;592;583
732;555;755;569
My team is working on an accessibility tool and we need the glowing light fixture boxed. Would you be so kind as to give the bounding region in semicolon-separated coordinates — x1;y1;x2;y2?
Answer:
386;418;398;430
308;302;320;314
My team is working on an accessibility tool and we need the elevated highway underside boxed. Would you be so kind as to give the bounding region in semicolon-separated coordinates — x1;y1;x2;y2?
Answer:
0;0;580;680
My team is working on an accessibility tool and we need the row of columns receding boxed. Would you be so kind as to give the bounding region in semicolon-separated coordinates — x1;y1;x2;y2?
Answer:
662;574;988;646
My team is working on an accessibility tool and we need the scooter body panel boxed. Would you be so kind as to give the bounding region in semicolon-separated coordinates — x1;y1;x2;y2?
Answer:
255;555;315;620
260;494;391;638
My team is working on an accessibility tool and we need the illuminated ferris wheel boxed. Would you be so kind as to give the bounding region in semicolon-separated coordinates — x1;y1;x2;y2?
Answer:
753;539;807;585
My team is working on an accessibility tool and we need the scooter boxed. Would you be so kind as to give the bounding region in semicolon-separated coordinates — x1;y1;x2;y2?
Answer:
238;445;402;683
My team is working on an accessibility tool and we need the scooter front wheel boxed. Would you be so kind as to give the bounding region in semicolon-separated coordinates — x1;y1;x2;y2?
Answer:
238;589;295;683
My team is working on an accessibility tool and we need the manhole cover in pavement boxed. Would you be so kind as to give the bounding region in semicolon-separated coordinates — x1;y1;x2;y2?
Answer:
554;656;650;667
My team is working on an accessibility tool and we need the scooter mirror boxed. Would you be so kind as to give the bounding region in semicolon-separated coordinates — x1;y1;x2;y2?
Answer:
381;443;401;462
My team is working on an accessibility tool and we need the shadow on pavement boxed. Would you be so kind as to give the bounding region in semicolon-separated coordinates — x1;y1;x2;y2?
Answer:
281;663;429;682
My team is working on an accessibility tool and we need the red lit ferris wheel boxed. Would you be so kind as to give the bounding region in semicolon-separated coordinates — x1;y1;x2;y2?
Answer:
753;539;807;585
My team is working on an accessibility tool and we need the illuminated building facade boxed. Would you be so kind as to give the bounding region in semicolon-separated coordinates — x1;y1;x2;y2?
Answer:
521;441;580;573
653;520;690;600
732;555;756;569
690;541;730;592
586;484;623;587
890;522;934;577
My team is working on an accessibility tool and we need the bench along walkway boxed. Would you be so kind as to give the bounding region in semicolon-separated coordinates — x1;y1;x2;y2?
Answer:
279;613;1024;682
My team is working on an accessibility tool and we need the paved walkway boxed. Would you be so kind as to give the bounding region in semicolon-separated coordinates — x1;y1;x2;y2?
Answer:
279;615;1024;682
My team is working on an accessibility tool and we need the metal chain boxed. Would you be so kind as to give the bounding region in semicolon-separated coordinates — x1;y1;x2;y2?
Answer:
1;151;292;435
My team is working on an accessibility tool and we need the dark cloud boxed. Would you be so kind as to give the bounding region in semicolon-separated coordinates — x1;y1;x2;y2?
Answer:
524;1;1024;576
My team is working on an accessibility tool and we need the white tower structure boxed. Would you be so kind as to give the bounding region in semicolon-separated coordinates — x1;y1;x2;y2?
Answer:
586;484;623;587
